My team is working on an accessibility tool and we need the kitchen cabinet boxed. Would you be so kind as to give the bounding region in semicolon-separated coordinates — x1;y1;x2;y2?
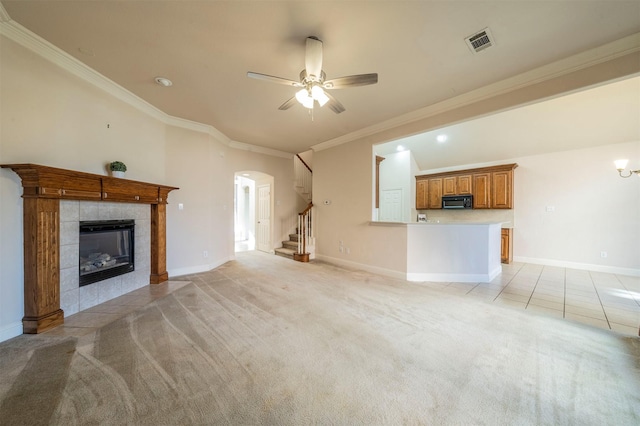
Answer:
443;174;472;196
501;228;512;264
416;163;516;210
427;178;443;209
416;179;428;209
472;173;491;209
491;170;513;209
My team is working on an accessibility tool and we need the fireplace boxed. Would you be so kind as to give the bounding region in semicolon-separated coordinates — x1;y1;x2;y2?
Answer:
1;163;178;334
79;220;135;286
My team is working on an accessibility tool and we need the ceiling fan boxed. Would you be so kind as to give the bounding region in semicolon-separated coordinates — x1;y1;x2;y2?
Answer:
247;36;378;114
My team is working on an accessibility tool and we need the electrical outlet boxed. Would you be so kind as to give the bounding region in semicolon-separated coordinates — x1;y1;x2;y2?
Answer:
346;248;351;254
203;250;209;258
546;206;555;212
600;251;607;258
339;246;343;253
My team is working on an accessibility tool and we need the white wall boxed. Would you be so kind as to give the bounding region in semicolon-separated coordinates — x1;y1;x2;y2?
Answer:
314;138;409;275
0;34;298;342
512;141;640;273
378;150;412;222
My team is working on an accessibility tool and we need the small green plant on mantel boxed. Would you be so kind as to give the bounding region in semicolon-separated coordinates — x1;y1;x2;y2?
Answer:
109;161;127;172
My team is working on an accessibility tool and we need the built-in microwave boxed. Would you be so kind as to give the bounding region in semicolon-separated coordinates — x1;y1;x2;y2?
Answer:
442;195;473;209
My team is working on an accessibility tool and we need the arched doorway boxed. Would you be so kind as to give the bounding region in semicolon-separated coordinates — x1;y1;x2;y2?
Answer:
234;171;274;253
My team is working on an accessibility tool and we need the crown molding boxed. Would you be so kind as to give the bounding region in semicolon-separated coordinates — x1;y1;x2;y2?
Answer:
0;2;9;23
312;32;640;152
229;141;293;159
0;14;293;159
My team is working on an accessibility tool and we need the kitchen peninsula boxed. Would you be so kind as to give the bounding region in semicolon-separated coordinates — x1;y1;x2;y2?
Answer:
370;221;503;283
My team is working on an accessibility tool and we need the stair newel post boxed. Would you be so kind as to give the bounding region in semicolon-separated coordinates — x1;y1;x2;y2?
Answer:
297;214;302;254
293;202;312;263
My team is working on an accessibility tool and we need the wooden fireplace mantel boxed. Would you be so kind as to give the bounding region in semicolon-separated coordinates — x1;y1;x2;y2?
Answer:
1;163;179;334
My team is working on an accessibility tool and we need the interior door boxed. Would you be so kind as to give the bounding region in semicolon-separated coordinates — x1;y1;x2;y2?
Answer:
379;189;403;222
257;184;271;252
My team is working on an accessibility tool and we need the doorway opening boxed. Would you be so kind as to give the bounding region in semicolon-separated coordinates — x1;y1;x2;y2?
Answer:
234;171;274;254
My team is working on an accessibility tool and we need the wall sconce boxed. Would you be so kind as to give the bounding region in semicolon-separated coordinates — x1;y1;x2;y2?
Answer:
614;159;640;178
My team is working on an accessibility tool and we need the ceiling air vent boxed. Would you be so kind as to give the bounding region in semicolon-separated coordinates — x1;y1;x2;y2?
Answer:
465;28;494;54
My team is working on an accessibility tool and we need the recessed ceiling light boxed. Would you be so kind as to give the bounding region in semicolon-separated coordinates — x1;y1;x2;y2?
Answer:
396;145;405;152
436;134;448;143
154;77;173;87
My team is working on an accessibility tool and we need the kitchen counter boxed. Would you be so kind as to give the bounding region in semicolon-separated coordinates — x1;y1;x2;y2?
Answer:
370;221;503;282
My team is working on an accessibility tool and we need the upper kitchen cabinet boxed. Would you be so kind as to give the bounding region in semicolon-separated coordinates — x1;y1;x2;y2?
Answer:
416;163;517;210
427;178;443;209
442;174;472;196
472;173;491;209
491;169;514;209
416;179;428;210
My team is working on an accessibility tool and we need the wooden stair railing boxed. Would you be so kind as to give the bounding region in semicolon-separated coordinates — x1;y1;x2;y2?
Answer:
294;154;313;202
293;202;313;262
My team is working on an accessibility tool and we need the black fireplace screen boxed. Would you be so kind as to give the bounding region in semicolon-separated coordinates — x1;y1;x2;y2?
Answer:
79;220;135;286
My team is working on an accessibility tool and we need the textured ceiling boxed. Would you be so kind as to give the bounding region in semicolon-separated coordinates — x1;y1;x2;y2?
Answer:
3;1;640;160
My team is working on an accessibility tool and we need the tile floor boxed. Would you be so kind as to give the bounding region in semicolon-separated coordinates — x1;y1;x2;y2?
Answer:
420;262;640;337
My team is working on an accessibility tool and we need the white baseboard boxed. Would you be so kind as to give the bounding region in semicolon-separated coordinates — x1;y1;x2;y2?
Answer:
168;256;232;279
407;265;502;283
513;256;640;277
315;255;406;280
317;255;503;283
0;321;23;343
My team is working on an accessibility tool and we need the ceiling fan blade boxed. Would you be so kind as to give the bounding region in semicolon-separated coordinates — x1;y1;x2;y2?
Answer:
323;73;378;89
278;96;297;111
247;72;302;87
305;37;323;80
324;91;345;114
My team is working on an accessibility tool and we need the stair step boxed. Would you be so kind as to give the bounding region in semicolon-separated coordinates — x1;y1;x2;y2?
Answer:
274;247;295;259
282;240;298;249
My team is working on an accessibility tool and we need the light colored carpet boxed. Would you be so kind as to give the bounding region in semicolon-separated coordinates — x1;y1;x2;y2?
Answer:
0;251;639;425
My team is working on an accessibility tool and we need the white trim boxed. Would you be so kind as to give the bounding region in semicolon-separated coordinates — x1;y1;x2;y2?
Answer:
0;321;23;343
312;33;640;153
514;256;640;277
229;141;293;160
0;2;10;22
315;254;406;280
407;265;502;283
168;257;232;278
0;18;293;159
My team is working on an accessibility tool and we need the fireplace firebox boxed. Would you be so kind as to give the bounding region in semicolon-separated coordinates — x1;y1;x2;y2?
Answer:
79;220;135;286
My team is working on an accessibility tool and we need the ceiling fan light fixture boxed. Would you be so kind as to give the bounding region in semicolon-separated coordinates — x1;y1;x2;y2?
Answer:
311;85;329;107
295;89;314;109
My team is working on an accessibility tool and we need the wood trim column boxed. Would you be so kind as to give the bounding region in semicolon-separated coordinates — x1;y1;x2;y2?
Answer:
375;156;385;209
149;203;168;284
22;197;64;333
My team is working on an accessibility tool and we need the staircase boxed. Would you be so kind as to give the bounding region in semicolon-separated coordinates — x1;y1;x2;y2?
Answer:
275;202;314;262
274;153;315;262
275;231;304;260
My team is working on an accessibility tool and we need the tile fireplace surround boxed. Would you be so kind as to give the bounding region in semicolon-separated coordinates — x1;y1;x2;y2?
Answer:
60;201;151;316
1;164;178;334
